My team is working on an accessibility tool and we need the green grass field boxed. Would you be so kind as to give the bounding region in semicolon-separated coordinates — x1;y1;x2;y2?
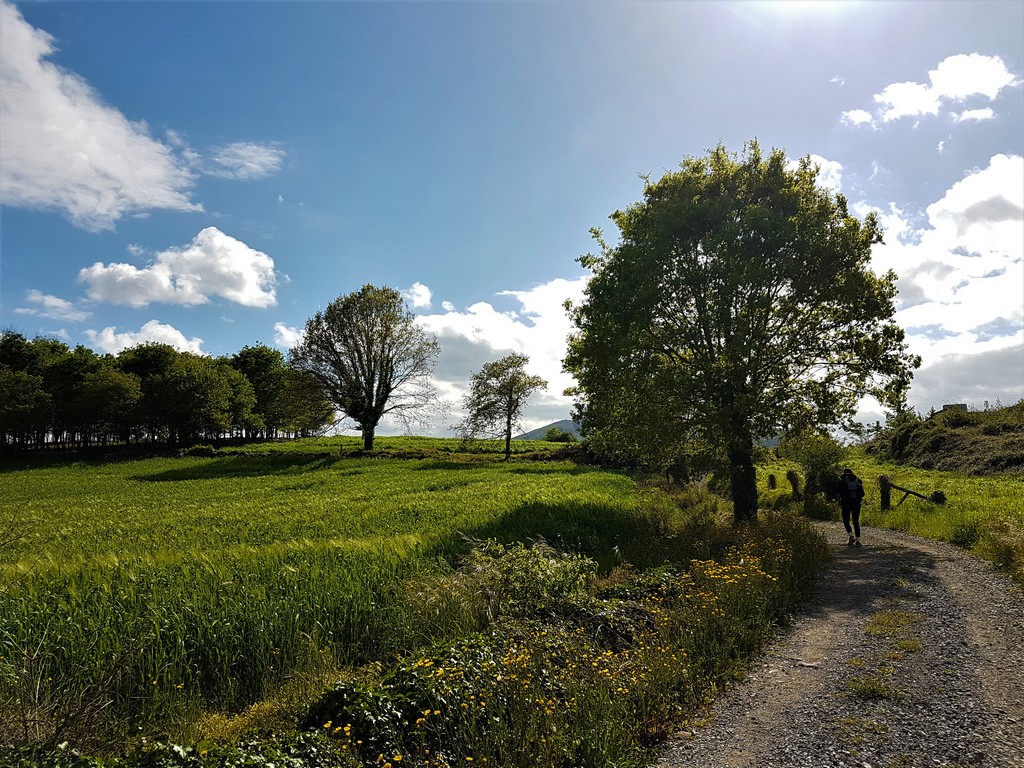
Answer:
0;441;681;735
5;437;1015;767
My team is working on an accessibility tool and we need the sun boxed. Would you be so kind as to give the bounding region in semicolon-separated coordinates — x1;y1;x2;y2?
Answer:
764;0;855;14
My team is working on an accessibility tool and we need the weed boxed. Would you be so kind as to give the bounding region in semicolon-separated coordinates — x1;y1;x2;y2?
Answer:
846;670;899;700
864;610;924;637
894;637;923;654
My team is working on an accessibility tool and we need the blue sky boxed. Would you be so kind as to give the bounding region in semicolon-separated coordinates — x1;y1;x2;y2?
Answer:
1;0;1022;434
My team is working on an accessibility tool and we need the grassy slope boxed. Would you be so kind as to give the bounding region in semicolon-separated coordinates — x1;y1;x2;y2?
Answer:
868;401;1024;477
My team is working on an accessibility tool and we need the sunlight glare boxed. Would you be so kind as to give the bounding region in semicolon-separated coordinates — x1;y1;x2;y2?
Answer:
766;0;853;14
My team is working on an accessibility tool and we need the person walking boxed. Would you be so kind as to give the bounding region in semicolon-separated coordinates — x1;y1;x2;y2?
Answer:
838;468;866;547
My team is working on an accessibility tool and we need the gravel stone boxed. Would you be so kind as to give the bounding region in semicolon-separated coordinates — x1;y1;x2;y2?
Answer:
656;524;1024;768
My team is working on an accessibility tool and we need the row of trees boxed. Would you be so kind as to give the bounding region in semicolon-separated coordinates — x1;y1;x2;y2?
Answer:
0;334;333;451
1;286;551;457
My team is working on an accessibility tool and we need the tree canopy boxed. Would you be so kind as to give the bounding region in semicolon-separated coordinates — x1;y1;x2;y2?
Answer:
288;285;441;450
564;140;920;522
0;332;333;451
454;353;547;460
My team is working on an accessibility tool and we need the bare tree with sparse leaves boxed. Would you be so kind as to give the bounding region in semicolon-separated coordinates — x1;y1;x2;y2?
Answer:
454;353;547;460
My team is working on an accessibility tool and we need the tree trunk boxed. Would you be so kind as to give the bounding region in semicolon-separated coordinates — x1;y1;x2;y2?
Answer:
721;399;758;524
728;445;758;523
362;426;375;451
503;412;513;461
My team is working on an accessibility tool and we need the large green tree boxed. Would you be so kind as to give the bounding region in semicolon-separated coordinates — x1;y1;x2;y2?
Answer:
564;141;919;522
229;344;289;438
78;364;142;445
454;353;547;460
289;285;441;450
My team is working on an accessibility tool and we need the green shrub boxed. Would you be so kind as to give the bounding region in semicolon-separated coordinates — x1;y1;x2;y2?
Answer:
779;435;845;493
302;520;829;768
543;426;578;443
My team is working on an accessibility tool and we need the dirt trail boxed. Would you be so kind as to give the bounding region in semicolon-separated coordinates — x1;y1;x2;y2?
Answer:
657;525;1024;768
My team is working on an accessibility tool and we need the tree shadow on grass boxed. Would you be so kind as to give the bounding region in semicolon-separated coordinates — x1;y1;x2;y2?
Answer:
413;460;496;472
438;499;721;573
132;453;344;482
505;464;600;477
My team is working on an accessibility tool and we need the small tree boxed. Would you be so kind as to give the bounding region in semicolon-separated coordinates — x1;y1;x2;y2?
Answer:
454;353;547;460
778;433;847;519
289;285;441;450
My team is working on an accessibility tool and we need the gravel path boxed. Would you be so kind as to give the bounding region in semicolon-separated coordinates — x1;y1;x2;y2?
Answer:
657;524;1024;768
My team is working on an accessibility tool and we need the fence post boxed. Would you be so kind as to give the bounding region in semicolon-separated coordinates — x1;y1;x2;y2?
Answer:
786;469;802;501
879;475;891;511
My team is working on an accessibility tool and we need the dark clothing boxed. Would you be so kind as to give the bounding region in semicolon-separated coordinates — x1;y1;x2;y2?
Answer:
841;505;861;538
838;472;865;538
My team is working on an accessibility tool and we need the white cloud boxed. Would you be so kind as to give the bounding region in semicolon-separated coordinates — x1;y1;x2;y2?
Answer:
840;109;874;127
206;142;286;181
864;155;1023;406
0;1;200;230
273;322;304;349
875;80;939;122
403;282;433;309
953;108;995;122
928;53;1019;100
417;277;589;427
13;289;90;323
85;320;205;355
79;227;277;308
927;154;1023;238
845;53;1019;126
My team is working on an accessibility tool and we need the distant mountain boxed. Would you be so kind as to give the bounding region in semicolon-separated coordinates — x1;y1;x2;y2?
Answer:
514;419;581;441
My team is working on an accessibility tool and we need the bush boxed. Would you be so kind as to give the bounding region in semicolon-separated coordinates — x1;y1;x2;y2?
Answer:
543;426;578;443
779;435;846;494
778;434;846;519
301;519;829;768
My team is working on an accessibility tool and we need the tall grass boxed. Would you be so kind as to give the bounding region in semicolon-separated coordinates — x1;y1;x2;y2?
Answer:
0;445;677;749
854;456;1024;580
291;514;830;768
0;439;832;765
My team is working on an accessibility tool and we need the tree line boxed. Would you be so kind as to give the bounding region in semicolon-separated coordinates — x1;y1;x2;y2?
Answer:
0;285;548;457
0;334;334;451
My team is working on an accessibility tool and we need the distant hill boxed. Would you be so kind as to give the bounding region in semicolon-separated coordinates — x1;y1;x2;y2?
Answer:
515;419;581;441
